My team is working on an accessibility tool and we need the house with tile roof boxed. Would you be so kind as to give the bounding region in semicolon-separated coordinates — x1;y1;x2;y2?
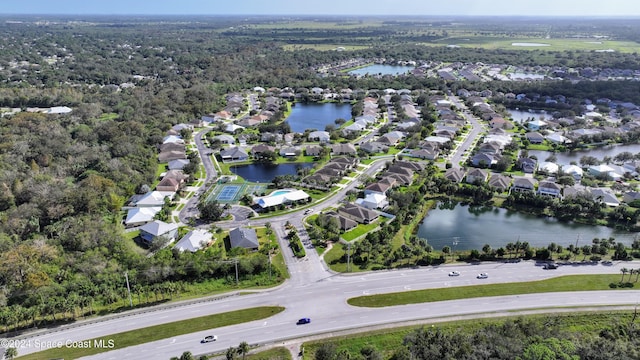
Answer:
139;220;179;244
229;227;259;250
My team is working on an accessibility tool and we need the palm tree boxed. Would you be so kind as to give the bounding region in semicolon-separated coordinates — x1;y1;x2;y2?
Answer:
636;268;640;283
506;242;515;258
442;246;451;262
238;341;250;360
226;346;237;360
4;347;17;360
621;267;629;282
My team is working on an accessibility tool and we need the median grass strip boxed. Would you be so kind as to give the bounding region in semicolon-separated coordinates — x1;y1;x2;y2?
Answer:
348;275;627;307
247;347;292;360
18;306;285;360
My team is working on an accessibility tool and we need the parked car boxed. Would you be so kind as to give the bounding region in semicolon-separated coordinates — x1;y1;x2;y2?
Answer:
201;335;218;343
448;271;460;276
477;273;489;279
297;318;311;325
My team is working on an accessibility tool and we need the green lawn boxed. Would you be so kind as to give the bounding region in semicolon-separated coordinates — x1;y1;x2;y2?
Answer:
247;347;292;360
423;36;640;53
18;306;285;360
341;221;380;241
98;112;119;121
348;274;631;307
527;144;552;151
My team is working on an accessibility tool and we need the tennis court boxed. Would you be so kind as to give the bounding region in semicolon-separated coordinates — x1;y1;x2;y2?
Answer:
216;185;241;201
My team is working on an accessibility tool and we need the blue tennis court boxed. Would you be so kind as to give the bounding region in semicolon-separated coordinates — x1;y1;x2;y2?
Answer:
216;185;241;201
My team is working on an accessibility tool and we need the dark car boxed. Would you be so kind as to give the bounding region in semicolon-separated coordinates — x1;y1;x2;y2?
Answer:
297;318;311;325
543;263;558;270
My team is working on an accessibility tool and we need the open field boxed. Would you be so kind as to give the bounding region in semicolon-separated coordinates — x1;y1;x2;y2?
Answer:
283;44;370;51
424;36;640;52
348;274;632;307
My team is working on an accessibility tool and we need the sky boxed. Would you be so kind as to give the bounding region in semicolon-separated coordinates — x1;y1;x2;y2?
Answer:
3;0;640;17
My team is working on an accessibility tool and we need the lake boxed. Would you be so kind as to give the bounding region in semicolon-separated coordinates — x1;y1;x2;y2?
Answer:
349;64;415;76
286;103;352;133
529;144;640;166
230;163;314;183
508;109;549;123
416;203;635;251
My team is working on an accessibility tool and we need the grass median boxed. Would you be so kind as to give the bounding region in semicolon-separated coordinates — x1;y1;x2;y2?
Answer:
18;306;285;360
348;274;630;307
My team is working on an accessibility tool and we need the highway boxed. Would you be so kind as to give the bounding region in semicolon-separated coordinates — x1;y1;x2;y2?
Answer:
11;260;640;359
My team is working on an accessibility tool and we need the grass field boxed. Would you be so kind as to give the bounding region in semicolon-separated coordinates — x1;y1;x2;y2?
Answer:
341;221;380;241
348;274;632;307
422;36;640;52
247;347;292;360
18;306;285;360
283;44;370;51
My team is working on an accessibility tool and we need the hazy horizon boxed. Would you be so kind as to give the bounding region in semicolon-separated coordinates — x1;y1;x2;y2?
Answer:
4;0;639;17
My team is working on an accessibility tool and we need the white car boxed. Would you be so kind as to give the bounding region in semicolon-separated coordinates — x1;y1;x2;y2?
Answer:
477;273;489;279
201;335;218;343
448;271;460;277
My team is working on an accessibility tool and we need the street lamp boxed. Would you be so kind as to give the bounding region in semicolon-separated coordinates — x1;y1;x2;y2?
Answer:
452;237;459;262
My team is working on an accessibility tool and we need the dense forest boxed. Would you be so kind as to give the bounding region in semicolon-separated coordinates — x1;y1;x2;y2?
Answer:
311;314;640;360
2;15;640;334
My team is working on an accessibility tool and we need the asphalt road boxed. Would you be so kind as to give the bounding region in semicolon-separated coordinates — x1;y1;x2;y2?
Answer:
12;260;640;359
179;127;218;223
447;95;485;168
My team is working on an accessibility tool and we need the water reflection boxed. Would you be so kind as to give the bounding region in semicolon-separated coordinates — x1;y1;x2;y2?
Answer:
417;202;634;251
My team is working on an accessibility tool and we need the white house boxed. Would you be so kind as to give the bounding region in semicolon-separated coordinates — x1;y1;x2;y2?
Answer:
588;164;623;180
131;191;174;207
308;130;331;143
173;229;211;252
355;193;389;210
563;165;584;181
125;207;161;227
538;162;559;174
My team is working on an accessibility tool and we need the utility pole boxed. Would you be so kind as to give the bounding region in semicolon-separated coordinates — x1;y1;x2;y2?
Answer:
124;271;133;307
268;250;272;281
235;258;239;286
346;242;351;272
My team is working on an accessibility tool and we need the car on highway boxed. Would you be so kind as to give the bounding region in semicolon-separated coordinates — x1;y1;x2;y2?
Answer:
543;263;558;270
201;335;218;343
448;271;460;276
477;273;489;279
602;260;613;266
297;317;311;325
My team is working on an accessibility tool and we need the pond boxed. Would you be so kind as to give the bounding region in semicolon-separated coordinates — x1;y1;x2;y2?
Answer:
285;103;352;133
529;144;640;167
416;203;635;251
507;109;549;123
348;64;415;76
230;163;314;183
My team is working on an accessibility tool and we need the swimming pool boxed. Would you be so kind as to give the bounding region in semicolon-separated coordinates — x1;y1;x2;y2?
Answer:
269;189;293;196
